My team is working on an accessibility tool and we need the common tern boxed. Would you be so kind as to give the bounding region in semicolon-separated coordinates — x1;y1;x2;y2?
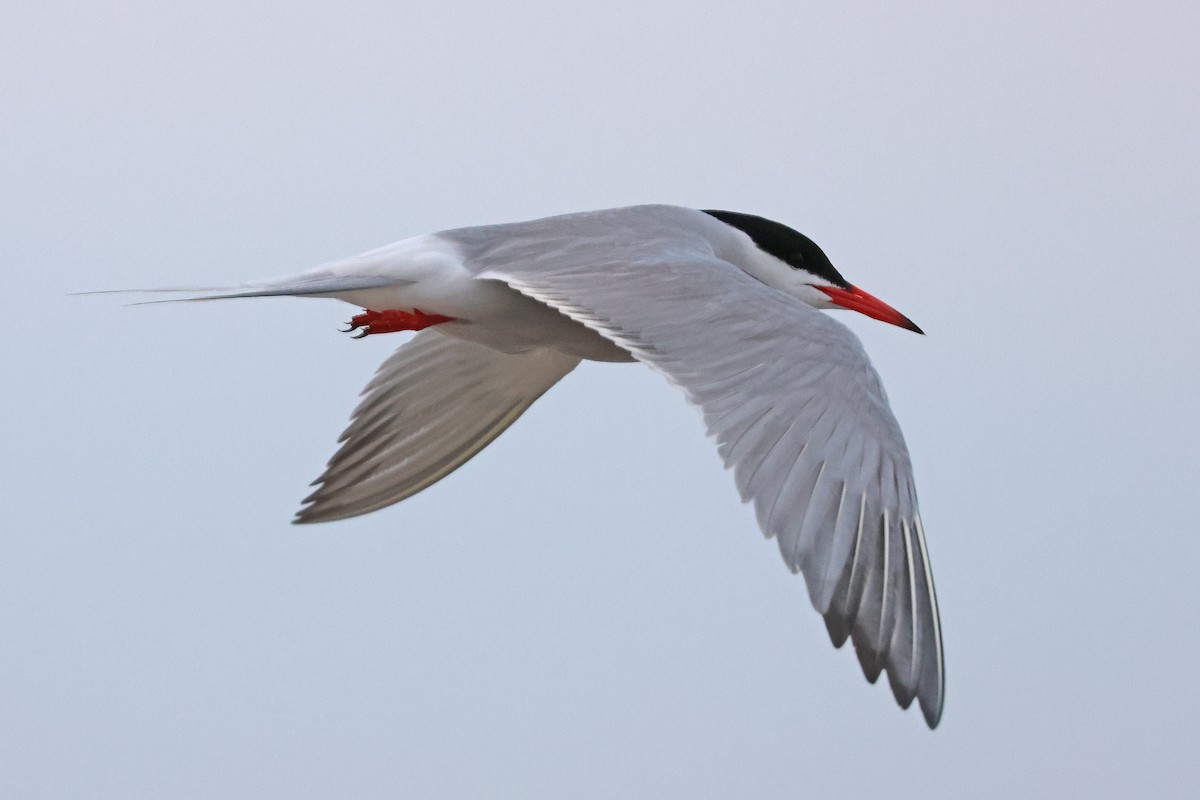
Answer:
133;205;945;727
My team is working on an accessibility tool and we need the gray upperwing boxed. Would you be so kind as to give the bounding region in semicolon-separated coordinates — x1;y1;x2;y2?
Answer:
460;243;944;728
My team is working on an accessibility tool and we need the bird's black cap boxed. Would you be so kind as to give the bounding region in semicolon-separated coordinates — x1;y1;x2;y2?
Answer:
703;209;849;289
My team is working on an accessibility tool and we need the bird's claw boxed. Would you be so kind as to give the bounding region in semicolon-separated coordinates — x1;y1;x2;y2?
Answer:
341;310;379;337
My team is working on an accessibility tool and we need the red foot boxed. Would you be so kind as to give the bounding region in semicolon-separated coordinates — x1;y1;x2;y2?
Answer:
343;308;455;337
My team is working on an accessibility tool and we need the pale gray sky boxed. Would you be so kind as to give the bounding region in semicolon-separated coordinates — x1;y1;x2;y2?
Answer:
3;2;1199;798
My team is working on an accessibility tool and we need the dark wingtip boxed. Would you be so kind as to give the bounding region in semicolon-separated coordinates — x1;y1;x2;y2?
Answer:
855;646;884;684
292;503;321;525
886;668;918;710
824;614;852;648
921;695;944;729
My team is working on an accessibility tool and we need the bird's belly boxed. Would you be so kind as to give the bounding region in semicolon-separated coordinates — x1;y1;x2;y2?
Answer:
443;282;635;362
320;235;631;361
337;272;632;362
449;319;635;362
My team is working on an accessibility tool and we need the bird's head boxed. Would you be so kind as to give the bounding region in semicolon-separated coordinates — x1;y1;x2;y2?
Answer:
703;209;923;334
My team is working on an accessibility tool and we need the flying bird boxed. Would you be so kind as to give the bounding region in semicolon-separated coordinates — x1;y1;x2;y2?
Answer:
140;205;944;727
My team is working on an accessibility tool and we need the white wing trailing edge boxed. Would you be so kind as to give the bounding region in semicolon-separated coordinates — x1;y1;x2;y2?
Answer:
295;331;579;523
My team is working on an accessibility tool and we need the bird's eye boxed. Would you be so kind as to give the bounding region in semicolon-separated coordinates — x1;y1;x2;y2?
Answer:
789;252;805;269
